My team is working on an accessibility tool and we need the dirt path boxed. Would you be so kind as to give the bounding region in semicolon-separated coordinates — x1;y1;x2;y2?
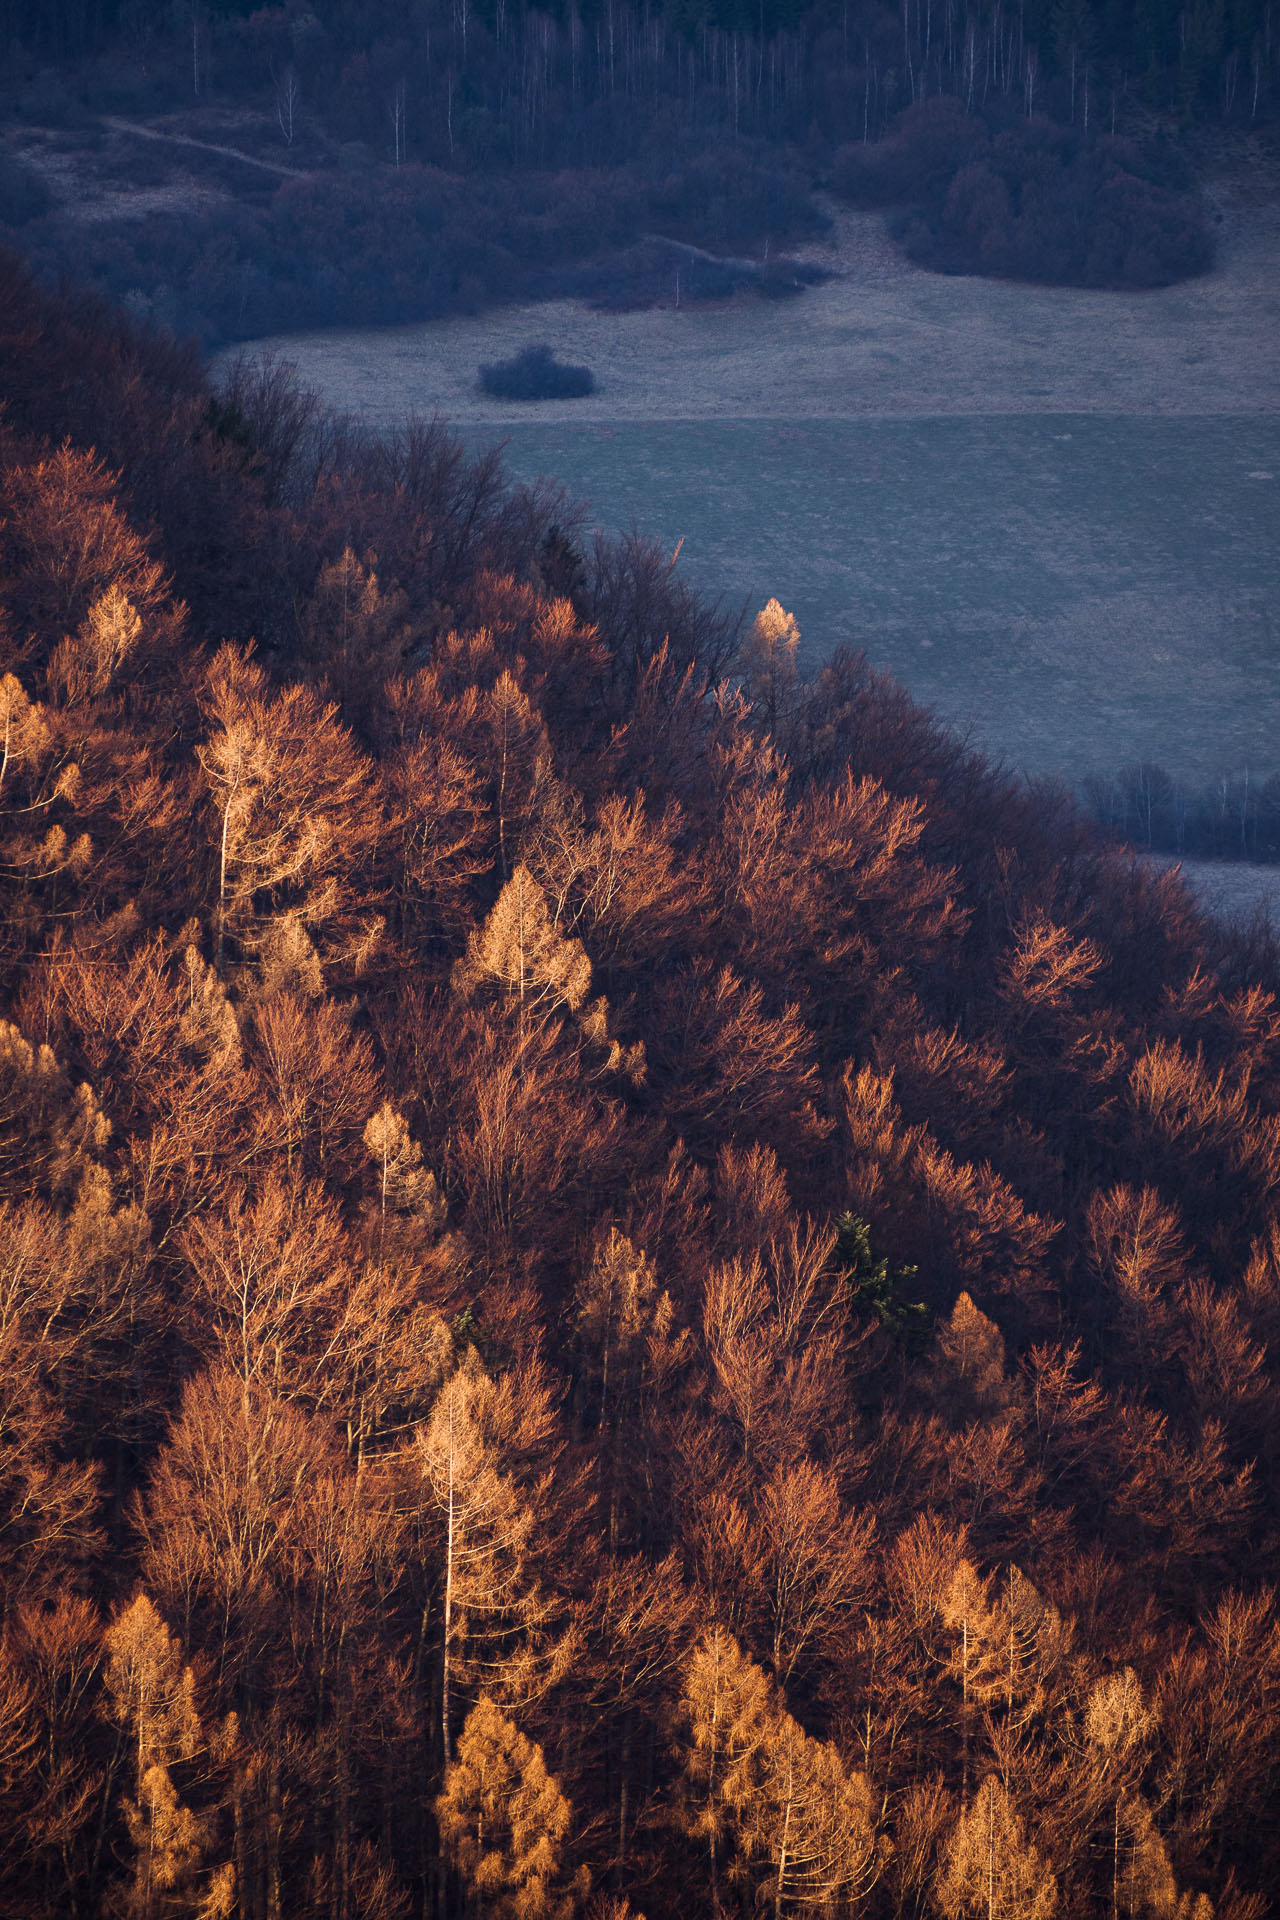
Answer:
100;115;305;179
640;234;767;278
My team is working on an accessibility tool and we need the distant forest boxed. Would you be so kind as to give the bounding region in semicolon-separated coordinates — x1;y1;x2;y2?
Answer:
0;0;1258;340
5;246;1280;1920
4;0;1275;135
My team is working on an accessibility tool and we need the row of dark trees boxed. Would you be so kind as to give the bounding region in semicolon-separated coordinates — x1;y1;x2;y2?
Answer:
1086;761;1280;863
4;250;1280;1919
5;0;1279;142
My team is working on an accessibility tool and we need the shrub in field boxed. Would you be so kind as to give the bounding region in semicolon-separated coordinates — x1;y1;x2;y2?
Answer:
478;344;595;400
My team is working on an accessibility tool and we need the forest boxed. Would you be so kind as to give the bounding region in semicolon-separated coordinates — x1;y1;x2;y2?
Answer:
3;245;1280;1920
0;0;1252;343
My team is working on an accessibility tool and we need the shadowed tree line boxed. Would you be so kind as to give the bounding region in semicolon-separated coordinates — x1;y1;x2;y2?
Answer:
1086;762;1280;864
0;0;1251;343
5;253;1280;1919
5;0;1276;136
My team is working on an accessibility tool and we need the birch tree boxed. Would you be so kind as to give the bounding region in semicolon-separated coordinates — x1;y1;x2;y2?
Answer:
674;1629;774;1906
673;1630;880;1914
571;1229;687;1545
363;1101;447;1254
194;645;379;977
101;1594;233;1920
739;1710;880;1918
453;865;591;1015
741;598;801;744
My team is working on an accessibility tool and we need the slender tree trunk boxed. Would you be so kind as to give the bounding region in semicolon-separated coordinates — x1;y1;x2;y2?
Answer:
618;1714;631;1871
442;1392;457;1763
774;1766;793;1920
216;791;233;973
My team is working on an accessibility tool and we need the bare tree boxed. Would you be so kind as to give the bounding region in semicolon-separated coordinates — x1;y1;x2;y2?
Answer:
389;79;408;166
275;66;300;148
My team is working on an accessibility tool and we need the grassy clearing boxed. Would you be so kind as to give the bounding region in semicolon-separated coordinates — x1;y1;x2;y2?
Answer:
480;414;1280;784
215;195;1280;790
214;194;1280;427
1154;856;1280;920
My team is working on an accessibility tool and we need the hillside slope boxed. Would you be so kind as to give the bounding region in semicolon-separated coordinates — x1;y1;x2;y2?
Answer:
2;254;1279;1920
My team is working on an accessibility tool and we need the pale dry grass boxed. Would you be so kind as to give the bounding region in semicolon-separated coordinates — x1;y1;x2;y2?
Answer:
216;193;1280;426
212;189;1280;915
1153;855;1280;924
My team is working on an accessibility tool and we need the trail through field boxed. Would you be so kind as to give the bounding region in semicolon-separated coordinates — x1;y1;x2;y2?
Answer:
99;116;305;178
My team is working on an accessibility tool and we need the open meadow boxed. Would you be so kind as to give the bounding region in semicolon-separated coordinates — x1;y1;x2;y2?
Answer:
216;182;1280;791
469;412;1280;784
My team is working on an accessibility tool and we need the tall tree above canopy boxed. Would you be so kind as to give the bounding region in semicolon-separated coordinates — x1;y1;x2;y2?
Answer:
194;644;382;979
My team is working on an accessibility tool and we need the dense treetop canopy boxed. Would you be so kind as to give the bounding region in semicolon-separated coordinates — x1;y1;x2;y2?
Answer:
2;250;1280;1920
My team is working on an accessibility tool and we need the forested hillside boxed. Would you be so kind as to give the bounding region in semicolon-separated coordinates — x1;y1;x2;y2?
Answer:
4;254;1280;1920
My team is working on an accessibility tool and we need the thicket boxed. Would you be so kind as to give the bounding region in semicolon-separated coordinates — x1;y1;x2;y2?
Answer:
5;252;1280;1920
5;147;822;348
479;343;597;399
834;96;1213;286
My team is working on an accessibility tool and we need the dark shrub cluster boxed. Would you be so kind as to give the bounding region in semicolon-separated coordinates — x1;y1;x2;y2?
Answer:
568;241;741;309
834;96;1214;288
6;150;822;348
7;165;636;346
645;148;826;252
562;237;826;311
478;343;596;400
758;254;826;296
834;97;988;206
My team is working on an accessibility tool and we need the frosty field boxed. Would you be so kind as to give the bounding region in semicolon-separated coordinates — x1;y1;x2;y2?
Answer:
475;412;1280;783
219;185;1280;787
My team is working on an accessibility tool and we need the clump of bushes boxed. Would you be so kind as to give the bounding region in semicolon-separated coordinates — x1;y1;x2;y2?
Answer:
575;242;749;309
646;149;828;253
834;95;1213;289
834;97;986;207
478;343;595;400
8;138;826;349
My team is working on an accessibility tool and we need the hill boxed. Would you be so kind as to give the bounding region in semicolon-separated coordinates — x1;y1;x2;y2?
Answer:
2;253;1279;1919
